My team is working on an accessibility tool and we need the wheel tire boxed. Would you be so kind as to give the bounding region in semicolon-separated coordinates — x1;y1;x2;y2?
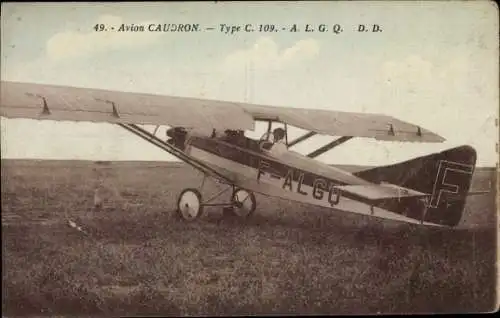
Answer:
231;189;256;219
176;188;203;221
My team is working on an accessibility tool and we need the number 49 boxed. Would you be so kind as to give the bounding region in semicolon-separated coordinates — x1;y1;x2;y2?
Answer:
94;24;105;32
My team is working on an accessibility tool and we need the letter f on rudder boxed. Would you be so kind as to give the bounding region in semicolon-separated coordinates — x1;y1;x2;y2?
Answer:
429;160;474;209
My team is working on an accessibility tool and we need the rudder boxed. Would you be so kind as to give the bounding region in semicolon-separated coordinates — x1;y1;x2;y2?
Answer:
354;145;477;227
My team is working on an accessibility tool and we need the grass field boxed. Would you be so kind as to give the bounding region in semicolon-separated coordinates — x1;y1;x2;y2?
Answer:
2;159;498;315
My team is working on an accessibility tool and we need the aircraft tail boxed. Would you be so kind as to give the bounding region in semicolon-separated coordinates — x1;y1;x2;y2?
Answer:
354;145;477;227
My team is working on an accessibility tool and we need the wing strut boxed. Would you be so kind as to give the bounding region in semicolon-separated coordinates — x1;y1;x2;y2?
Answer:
307;136;353;158
288;131;317;148
118;123;233;183
95;98;120;118
26;93;51;115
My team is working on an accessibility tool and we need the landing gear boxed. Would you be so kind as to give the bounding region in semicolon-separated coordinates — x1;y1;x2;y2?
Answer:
230;188;256;218
176;188;203;221
175;182;257;221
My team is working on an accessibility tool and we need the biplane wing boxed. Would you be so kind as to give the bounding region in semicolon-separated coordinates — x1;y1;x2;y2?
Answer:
1;81;445;143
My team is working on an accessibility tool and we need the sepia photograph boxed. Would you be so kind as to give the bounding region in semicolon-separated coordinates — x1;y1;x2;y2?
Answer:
1;1;498;315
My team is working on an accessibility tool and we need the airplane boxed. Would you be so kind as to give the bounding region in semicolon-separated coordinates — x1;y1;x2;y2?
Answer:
0;81;489;228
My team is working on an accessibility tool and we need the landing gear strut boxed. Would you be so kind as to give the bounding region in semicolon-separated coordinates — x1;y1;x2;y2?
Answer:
175;184;256;221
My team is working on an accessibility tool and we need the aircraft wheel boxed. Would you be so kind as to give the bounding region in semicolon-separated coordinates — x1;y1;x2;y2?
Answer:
231;189;256;218
176;188;203;221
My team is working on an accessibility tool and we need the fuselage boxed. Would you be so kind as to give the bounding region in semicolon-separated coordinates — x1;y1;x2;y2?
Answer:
180;134;434;225
189;135;371;184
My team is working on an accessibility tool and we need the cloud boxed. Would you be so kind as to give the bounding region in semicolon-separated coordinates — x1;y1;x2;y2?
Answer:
222;37;320;72
46;15;161;61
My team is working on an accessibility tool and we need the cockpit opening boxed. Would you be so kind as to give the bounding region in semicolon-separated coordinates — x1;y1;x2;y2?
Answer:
212;125;289;155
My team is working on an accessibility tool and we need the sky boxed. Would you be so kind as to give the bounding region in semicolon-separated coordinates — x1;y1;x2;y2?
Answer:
1;1;498;167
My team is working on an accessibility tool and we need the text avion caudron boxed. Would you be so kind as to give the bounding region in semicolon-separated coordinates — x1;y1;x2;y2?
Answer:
117;23;201;32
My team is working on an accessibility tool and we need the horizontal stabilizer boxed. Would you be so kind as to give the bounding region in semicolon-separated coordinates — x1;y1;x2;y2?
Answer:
335;184;428;202
467;190;490;196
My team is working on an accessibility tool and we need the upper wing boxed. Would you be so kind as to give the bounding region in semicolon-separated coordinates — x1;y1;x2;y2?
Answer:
0;81;255;132
1;81;445;143
242;104;445;143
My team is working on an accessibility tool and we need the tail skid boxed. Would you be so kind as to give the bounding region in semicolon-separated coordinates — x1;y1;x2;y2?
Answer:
354;145;477;227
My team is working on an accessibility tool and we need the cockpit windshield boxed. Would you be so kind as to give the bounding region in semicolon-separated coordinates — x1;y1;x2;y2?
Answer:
213;128;288;155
